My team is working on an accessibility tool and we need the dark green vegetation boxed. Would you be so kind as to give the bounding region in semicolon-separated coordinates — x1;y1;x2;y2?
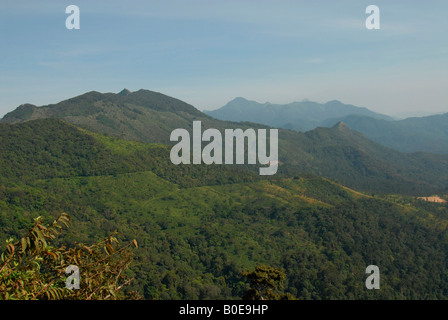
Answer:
1;116;448;299
2;90;448;195
242;265;295;300
205;97;448;154
0;118;255;187
281;122;448;195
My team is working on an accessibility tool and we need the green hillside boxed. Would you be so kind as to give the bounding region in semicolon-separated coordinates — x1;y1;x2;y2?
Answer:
286;122;448;194
2;90;448;195
1;89;216;145
0;118;256;187
1;118;448;299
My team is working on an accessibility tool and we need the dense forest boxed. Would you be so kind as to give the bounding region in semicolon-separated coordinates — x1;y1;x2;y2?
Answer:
1;118;448;299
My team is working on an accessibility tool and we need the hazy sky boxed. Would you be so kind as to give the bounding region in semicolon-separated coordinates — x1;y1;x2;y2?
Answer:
0;0;447;118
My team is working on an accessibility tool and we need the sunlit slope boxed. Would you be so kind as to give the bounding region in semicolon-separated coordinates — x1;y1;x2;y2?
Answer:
1;118;448;299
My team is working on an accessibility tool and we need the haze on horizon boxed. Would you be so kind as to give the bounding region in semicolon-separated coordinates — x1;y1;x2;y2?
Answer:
0;0;447;118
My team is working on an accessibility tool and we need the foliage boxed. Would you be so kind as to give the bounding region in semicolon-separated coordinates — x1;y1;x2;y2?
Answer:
242;265;295;300
0;213;140;300
1;116;448;299
0;118;257;187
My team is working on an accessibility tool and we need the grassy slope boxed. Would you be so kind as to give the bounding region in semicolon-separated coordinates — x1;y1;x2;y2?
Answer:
1;119;448;299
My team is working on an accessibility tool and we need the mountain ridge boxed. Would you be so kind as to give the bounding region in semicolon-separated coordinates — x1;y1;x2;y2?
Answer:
322;113;448;153
205;97;393;132
1;88;211;144
2;89;448;195
205;97;448;154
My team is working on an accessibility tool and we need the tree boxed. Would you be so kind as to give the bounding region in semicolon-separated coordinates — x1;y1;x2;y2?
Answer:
0;213;141;300
241;265;295;300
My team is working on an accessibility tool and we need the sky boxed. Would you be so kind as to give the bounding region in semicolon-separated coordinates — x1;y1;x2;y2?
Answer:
0;0;447;118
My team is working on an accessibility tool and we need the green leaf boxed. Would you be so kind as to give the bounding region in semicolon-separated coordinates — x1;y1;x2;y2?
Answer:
21;238;27;254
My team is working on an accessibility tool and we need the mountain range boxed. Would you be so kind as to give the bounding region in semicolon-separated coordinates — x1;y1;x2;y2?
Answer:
322;113;448;154
2;89;448;299
205;97;393;132
205;97;448;154
2;89;448;195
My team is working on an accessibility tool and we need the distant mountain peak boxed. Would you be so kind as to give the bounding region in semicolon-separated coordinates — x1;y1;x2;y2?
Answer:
18;103;37;109
118;88;132;96
1;88;204;133
229;97;249;103
1;103;37;123
333;121;350;131
325;100;343;105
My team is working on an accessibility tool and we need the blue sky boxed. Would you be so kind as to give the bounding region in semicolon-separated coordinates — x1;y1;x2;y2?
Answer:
0;0;447;118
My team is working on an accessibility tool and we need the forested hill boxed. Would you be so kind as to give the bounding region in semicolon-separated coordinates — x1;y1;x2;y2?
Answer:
2;90;448;195
0;118;256;187
1;117;448;299
1;89;214;145
285;122;448;194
